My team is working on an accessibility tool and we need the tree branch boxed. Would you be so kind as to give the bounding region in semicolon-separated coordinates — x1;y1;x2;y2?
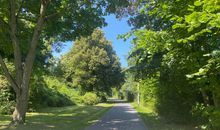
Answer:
23;0;49;86
9;0;23;87
0;54;19;93
45;12;60;20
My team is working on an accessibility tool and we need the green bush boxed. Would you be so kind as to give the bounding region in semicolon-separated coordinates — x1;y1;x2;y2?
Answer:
156;68;200;123
126;91;135;102
96;92;108;102
194;107;220;130
209;108;220;130
0;75;15;114
44;76;81;104
29;75;74;109
191;103;209;128
82;92;100;105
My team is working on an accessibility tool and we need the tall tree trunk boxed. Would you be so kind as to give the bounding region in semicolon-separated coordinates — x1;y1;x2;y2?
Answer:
0;0;49;125
12;86;28;124
8;0;48;125
8;0;27;124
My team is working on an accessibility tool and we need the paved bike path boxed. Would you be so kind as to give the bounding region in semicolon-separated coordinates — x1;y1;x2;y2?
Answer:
86;102;147;130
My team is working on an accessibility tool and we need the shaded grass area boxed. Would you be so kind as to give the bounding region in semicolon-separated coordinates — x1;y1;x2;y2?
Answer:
0;103;113;130
132;103;198;130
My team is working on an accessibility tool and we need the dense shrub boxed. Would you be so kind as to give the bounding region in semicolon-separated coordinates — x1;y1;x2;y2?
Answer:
29;75;75;109
120;78;137;102
0;73;102;114
193;107;220;130
140;78;157;106
191;103;209;127
82;92;100;105
0;75;15;114
30;85;73;108
44;76;81;104
209;108;220;130
155;67;200;123
96;92;108;102
126;92;135;102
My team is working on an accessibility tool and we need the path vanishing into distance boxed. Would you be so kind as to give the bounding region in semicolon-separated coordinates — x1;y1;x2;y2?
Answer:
86;99;147;130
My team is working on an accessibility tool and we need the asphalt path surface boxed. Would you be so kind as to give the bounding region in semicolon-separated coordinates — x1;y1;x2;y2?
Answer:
86;99;147;130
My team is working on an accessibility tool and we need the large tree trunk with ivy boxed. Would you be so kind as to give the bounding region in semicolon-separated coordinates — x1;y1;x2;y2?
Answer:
0;0;47;125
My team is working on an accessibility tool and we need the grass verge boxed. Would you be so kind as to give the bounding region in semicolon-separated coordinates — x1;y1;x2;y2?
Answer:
0;103;113;130
132;103;198;130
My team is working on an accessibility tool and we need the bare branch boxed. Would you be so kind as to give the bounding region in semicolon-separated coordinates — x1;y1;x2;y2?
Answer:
0;54;19;93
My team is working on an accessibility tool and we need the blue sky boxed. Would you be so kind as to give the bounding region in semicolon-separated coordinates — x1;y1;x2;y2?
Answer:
54;15;132;67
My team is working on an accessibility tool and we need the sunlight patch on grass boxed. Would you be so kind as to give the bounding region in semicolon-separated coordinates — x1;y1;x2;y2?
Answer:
0;103;113;130
88;119;99;124
27;112;54;116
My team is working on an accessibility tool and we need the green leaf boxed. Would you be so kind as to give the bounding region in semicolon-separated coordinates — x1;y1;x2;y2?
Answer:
194;0;203;6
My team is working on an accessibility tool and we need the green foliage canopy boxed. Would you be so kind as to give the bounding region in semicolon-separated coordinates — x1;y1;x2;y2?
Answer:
61;29;124;95
121;0;220;128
